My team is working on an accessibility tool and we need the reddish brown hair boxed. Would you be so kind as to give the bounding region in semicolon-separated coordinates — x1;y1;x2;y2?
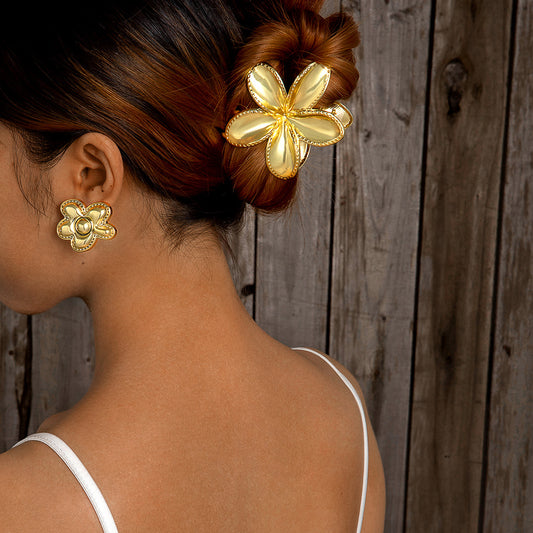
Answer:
0;0;360;242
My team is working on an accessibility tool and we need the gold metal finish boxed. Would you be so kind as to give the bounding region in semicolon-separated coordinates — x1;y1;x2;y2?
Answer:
56;199;117;253
224;62;354;179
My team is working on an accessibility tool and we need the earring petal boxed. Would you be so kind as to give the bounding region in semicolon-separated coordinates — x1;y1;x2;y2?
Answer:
224;110;278;146
57;219;74;239
60;199;85;220
71;232;97;253
266;119;300;179
287;63;331;111
86;204;111;226
93;223;116;239
288;110;344;146
247;63;288;113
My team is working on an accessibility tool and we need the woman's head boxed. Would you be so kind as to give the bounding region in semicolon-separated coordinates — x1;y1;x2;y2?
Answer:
0;0;360;312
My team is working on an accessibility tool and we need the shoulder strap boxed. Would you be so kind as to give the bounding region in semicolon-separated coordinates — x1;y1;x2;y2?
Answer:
292;347;368;533
11;432;118;533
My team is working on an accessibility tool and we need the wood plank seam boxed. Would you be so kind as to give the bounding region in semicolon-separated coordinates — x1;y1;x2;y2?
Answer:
476;1;519;531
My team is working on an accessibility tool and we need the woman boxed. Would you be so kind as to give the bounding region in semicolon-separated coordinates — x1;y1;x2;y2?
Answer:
0;0;385;531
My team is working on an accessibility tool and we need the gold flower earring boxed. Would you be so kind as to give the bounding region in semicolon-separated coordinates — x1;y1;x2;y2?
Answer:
56;199;117;252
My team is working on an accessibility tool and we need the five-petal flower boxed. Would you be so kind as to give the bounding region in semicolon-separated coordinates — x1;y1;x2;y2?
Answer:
224;62;353;179
56;199;117;252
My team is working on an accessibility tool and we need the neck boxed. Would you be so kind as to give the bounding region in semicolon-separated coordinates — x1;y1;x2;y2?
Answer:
60;234;270;431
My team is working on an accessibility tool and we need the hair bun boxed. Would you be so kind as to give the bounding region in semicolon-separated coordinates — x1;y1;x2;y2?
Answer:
222;7;361;212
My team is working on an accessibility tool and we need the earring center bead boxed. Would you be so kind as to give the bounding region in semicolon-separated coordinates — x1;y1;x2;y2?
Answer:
74;216;93;237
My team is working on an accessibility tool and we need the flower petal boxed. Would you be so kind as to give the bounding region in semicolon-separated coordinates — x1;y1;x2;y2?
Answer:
57;219;74;239
60;199;85;220
322;102;353;129
299;141;310;168
287;62;331;111
288;110;344;146
266;119;300;179
71;233;96;253
224;110;277;146
94;223;116;240
86;203;111;226
247;63;287;113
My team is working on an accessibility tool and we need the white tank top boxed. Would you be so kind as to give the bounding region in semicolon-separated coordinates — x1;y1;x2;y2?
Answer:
11;347;369;533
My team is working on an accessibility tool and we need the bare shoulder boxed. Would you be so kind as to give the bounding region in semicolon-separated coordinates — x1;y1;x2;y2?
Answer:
291;347;371;432
295;348;367;404
292;347;386;533
0;440;101;532
0;448;24;525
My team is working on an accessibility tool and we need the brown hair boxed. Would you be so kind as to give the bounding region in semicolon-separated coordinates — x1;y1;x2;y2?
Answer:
0;0;360;244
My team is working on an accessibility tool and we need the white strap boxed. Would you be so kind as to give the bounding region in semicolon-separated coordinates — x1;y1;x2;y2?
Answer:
12;432;118;533
292;347;368;533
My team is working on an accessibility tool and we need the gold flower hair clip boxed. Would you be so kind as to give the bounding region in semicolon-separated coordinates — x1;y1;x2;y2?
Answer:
223;62;353;179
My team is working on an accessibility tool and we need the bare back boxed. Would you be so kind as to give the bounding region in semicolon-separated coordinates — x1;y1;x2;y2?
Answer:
0;346;385;532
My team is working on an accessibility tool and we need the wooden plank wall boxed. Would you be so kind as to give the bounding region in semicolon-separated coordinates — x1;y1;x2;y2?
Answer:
1;1;531;531
483;0;533;530
406;0;513;531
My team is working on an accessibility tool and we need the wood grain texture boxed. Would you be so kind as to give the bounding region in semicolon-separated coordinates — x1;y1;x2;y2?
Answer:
484;1;533;530
406;0;513;531
227;206;256;317
0;306;29;451
332;2;431;531
254;0;339;350
256;148;334;349
28;298;94;433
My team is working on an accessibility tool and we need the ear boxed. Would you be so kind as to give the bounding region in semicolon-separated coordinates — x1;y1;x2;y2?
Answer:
52;132;124;207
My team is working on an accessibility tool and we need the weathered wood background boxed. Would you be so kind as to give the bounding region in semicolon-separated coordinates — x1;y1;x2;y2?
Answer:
1;0;531;531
